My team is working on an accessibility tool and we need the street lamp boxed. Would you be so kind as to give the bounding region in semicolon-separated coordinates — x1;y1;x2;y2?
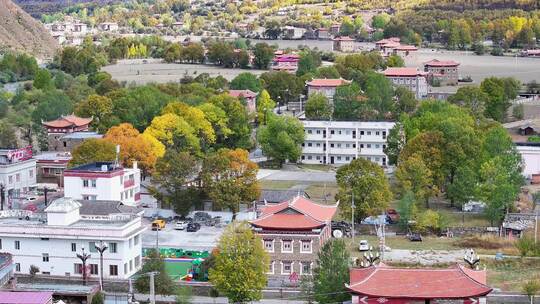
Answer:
76;246;91;286
94;241;108;291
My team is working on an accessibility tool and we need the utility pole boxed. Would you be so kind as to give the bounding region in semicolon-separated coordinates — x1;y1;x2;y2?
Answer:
94;241;108;291
351;192;355;242
149;272;157;304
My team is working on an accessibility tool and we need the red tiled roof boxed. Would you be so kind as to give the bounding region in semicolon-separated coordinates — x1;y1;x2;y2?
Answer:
424;59;460;67
42;114;93;128
229;89;258;99
333;36;355;41
376;37;400;45
395;45;418;51
306;78;351;87
348;264;492;299
251;196;338;230
383;67;426;77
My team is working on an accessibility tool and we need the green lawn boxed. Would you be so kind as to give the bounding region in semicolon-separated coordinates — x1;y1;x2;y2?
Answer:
164;260;194;280
485;258;540;291
259;180;298;190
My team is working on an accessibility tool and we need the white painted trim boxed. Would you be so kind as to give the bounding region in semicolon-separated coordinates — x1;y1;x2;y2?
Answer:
267;261;275;275
281;261;293;275
281;239;293;253
300;240;313;254
263;239;275;253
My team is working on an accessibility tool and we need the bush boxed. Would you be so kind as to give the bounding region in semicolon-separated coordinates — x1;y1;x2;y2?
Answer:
454;235;514;250
91;292;104;304
515;236;540;257
415;210;446;233
512;104;524;120
473;43;485;55
528;136;540;143
491;47;504;56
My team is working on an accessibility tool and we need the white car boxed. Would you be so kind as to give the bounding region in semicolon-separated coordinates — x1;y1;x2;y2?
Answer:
358;240;370;251
174;221;188;230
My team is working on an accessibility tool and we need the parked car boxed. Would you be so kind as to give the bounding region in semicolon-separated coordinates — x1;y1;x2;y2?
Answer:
408;233;422;242
174;221;189;230
186;222;201;232
151;219;166;231
358;240;370;251
386;209;400;224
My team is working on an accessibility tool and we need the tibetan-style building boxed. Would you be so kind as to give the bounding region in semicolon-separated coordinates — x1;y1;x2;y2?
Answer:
250;196;337;281
42;114;100;152
348;264;492;304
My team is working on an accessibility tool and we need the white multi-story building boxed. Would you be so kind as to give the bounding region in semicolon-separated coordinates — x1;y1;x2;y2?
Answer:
0;197;145;280
0;147;37;206
383;67;428;99
63;162;141;206
300;120;395;166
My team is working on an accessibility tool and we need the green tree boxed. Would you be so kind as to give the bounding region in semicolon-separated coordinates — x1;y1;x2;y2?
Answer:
305;93;332;120
386;54;404;67
397;191;418;229
481;77;509;122
163;43;182;63
0;122;18;149
208;94;252;149
257;114;305;165
135;249;176;295
202;149;260;218
394;86;417;115
253;43;275;69
523;278;540;304
396;154;434;208
365;72;395;119
33;69;53;90
69;139;116;167
230;73;262;92
256;89;276;124
312;239;350;304
333;83;364;120
175;286;192;304
31;90;74;126
209;222;269;303
297;50;321;77
372;13;390;29
336;158;392;221
260;71;303;106
315;66;340;79
264;19;282;39
448;86;488;119
76;94;113;133
207;41;235;67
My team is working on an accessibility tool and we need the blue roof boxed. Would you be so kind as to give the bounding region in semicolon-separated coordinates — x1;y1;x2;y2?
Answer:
67;162;121;172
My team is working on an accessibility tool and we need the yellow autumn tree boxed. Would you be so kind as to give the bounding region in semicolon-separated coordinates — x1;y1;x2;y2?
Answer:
162;102;216;145
104;123;158;175
142;113;201;155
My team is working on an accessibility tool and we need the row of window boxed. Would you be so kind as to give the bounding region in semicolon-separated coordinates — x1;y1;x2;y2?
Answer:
301;155;386;164
14;256;141;277
306;129;387;138
5;170;33;184
82;179;97;188
303;142;386;149
268;261;312;275
263;239;312;253
0;239;120;253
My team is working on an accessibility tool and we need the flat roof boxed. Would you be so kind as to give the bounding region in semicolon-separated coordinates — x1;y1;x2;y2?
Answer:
61;131;102;140
302;120;395;128
66;162;121;173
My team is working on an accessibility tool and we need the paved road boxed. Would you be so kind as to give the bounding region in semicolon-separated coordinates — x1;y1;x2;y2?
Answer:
258;169;336;183
107;293;305;304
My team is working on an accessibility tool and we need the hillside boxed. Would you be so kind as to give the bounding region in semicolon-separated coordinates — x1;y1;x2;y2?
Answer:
13;0;117;18
0;0;58;58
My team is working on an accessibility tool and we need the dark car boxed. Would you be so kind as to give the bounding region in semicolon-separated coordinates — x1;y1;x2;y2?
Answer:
386;209;400;224
186;222;201;232
408;233;423;242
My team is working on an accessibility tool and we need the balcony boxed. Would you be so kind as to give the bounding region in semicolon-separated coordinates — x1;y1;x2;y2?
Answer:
134;192;141;201
124;179;135;188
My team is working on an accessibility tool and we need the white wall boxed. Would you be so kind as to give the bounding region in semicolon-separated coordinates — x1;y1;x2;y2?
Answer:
0;233;142;280
517;145;540;177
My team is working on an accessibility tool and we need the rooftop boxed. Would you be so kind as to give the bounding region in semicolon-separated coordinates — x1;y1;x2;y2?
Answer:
0;292;53;304
61;131;102;140
33;152;72;162
78;200;143;216
251;196;338;230
65;162;121;173
302;120;395;129
259;189;309;203
42;114;92;129
383;67;427;77
348;264;492;299
306;78;351;87
333;36;355;41
228;89;258;99
424;59;460;67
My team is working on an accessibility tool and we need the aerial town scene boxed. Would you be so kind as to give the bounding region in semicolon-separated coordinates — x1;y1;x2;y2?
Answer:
1;0;540;303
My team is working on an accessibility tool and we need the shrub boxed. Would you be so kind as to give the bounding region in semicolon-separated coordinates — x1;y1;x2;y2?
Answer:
91;292;104;304
528;136;540;143
515;236;539;257
491;47;504;56
415;210;446;233
454;235;513;250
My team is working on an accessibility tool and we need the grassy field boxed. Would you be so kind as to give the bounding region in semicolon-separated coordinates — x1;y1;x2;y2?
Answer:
485;258;540;291
259;179;339;205
259;180;298;190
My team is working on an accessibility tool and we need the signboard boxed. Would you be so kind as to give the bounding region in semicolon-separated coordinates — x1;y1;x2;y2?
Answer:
6;146;33;162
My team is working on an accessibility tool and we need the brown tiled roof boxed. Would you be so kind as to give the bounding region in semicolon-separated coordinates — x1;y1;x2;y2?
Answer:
42;114;92;128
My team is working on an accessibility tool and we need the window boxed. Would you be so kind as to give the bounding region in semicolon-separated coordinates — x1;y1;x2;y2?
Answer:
316;130;320;134
124;263;128;274
307;155;312;160
307;130;312;134
42;253;49;262
281;261;292;275
301;262;312;275
0;239;2;249
316;156;321;160
330;130;335;135
307;143;312;147
330;143;334;148
337;156;342;161
316;143;320;147
367;131;371;135
375;144;380;149
301;241;312;253
338;130;342;135
15;263;20;272
91;180;97;187
367;144;371;148
8;176;12;184
90;264;98;275
353;144;356;148
109;265;118;276
14;240;20;250
16;174;20;182
282;240;293;253
301;155;305;160
346;156;350;161
268;261;274;274
346;144;350;148
89;242;97;253
337;143;341;148
83;179;89;187
74;263;83;274
360;144;364;148
83;195;97;201
134;235;140;245
376;131;380;135
135;255;141;268
360;131;364;135
109;242;117;253
71;243;76;252
129;260;133;271
29;169;33;178
264;240;274;252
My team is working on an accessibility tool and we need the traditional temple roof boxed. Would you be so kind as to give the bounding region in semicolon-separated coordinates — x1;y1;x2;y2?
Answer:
228;89;258;99
383;67;427;77
424;59;460;67
42;114;92;128
306;78;351;87
348;264;492;299
251;196;337;230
